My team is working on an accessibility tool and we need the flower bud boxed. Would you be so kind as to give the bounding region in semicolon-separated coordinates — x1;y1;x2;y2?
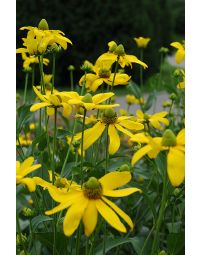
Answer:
159;47;169;54
162;129;177;147
159;250;167;255
55;177;67;188
173;188;181;196
49;43;61;53
110;95;116;104
102;109;117;124
114;44;125;56
38;19;49;30
81;60;94;73
162;101;172;108
82;93;93;103
169;93;177;101
16;233;28;246
68;65;75;71
22;207;35;217
108;41;117;52
119;164;130;172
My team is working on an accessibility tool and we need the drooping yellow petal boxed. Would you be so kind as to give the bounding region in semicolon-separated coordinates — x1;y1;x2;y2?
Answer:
63;194;88;236
167;148;185;187
61;103;72;117
95;104;120;109
92;93;114;105
48;188;82;203
99;171;131;190
129;133;149;143
103;188;142;197
115;123;134;138
19;157;34;176
90;78;104;92
136;109;144;119
82;200;98;236
46;107;55;116
33;86;47;102
149;120;163;130
176;129;185;146
45;202;72;215
19;177;36;192
131;145;152;165
119;119;144;130
82;103;96;110
23;164;41;177
108;125;120;154
30;102;51;112
95;199;126;233
102;196;134;230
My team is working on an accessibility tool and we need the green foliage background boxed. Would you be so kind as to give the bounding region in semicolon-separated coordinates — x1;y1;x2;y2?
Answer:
16;0;184;89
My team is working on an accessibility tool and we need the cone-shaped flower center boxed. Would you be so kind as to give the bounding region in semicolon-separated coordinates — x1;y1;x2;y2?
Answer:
82;93;93;103
114;44;125;56
38;19;49;30
55;177;67;188
83;177;102;199
98;68;111;78
119;164;130;172
161;129;177;147
109;41;117;52
102;109;117;124
144;113;150;121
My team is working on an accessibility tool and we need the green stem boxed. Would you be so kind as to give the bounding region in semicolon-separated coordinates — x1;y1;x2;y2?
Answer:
16;213;28;255
140;225;155;255
17;136;25;159
108;58;119;102
52;108;57;184
76;225;82;255
38;55;45;94
29;219;37;255
23;72;29;104
81;72;87;95
80;109;87;184
150;164;168;254
32;64;35;87
140;49;144;93
70;70;74;91
51;53;56;94
105;126;109;173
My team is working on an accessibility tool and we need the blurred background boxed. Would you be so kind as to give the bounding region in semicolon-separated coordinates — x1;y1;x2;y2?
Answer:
16;0;185;90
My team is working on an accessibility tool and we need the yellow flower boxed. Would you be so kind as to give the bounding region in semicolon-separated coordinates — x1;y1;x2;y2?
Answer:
67;92;119;111
30;86;73;117
16;19;72;55
45;171;141;236
134;37;151;48
16;133;32;146
136;110;169;130
79;62;131;92
119;109;128;116
20;52;49;70
16;157;41;192
130;129;185;187
126;95;142;105
29;123;36;130
177;69;185;89
170;42;185;64
96;41;148;69
73;109;144;155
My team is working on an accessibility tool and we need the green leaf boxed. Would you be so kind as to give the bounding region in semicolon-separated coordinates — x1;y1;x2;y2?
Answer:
31;215;53;232
167;232;185;254
127;80;141;98
16;104;32;135
38;134;47;151
167;221;182;233
143;94;156;112
56;129;72;139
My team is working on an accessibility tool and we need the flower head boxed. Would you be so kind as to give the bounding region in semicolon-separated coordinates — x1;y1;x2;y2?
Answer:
134;37;151;48
45;171;141;236
16;157;41;192
20;52;49;70
170;42;185;64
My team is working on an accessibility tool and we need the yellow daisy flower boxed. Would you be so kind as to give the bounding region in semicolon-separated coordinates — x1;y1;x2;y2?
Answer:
136;110;169;130
16;19;72;55
20;52;49;70
30;86;73;117
96;41;148;69
45;171;142;236
16;133;32;146
170;42;185;64
67;92;119;111
79;62;131;92
16;157;41;192
73;109;144;155
134;37;151;48
130;129;185;187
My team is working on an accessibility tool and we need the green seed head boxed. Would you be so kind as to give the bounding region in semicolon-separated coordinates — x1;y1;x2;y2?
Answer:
83;177;102;199
102;109;117;124
16;233;28;246
98;68;111;78
173;188;181;197
82;93;93;103
55;177;67;188
159;251;167;255
38;19;49;30
169;93;177;101
49;43;61;53
22;207;34;218
68;65;75;71
108;41;117;52
119;164;130;172
162;129;177;147
114;44;125;56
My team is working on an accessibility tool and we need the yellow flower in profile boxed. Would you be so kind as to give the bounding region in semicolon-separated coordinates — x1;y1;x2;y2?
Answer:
79;62;131;92
73;109;144;155
16;19;72;55
126;95;143;105
20;52;49;70
17;133;32;146
119;109;128;116
170;42;185;64
16;157;41;192
30;86;73;117
176;69;185;89
45;171;142;236
130;129;185;187
96;41;148;69
136;110;169;130
134;37;151;48
67;92;119;111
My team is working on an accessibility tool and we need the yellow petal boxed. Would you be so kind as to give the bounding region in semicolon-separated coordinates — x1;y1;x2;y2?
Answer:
82;103;96;110
115;124;134;138
48;187;82;203
136;109;144;119
129;133;149;143
90;78;104;92
33;86;47;102
82;200;98;236
63;194;88;236
45;202;72;215
103;188;142;197
46;107;55;116
92;93;114;104
99;171;131;190
175;49;185;64
119;119;144;130
131;145;152;165
176;129;185;146
167;148;185;187
19;177;36;192
33;177;53;189
95;199;126;233
102;196;134;230
95;104;120;109
149;120;163;130
19;157;34;176
108;125;120;155
30;102;51;112
61;103;72;117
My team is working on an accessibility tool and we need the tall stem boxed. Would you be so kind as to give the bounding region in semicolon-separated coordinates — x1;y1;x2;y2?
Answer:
70;70;74;91
140;49;144;93
16;213;28;255
80;109;87;184
52;108;57;184
51;53;56;94
38;55;45;94
23;72;29;104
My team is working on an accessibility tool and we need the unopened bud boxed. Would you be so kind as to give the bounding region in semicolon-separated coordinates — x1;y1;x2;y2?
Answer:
119;164;130;172
169;93;177;101
22;207;34;217
114;44;125;56
82;93;93;103
68;65;75;71
49;43;61;53
162;129;176;147
38;19;49;30
173;188;181;196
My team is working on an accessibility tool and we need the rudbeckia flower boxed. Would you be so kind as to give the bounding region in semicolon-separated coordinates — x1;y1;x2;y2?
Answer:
67;92;119;111
45;171;142;236
170;42;185;64
96;41;148;69
79;62;131;92
134;37;151;48
16;157;41;192
20;52;49;70
16;19;72;55
136;110;169;130
30;86;73;117
131;129;185;187
73;109;144;155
